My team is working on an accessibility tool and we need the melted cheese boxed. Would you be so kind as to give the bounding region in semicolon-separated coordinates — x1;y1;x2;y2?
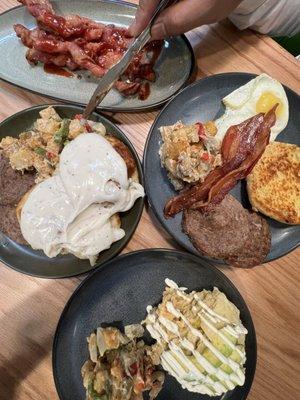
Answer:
20;133;144;264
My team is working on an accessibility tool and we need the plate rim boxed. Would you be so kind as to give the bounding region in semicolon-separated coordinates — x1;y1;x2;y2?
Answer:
52;247;257;400
0;103;144;279
143;72;300;265
0;0;195;113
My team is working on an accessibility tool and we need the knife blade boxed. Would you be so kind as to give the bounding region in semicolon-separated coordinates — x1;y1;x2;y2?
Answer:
83;0;171;118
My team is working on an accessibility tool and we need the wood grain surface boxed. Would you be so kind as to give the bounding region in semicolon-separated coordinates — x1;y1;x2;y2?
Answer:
0;1;299;400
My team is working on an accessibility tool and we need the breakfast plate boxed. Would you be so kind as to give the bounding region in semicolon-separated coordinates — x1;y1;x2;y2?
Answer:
144;73;300;265
0;104;144;278
53;249;256;400
0;0;194;112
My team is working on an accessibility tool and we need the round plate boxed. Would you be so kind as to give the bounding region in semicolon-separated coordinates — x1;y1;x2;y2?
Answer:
0;0;194;112
0;104;144;278
144;72;300;264
53;249;256;400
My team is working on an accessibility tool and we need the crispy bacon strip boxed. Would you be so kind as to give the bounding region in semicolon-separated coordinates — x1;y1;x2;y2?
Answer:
16;25;143;94
164;106;277;218
18;0;54;15
14;24;106;77
26;48;78;70
114;80;141;96
18;0;105;39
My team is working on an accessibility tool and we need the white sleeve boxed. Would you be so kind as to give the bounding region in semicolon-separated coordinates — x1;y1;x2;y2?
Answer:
229;0;300;37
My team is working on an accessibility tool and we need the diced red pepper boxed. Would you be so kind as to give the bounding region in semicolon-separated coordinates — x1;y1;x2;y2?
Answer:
196;122;206;140
201;152;210;162
129;362;138;376
46;151;55;160
134;380;145;393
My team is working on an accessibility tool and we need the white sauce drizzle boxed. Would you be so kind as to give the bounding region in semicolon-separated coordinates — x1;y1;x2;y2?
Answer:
145;279;247;396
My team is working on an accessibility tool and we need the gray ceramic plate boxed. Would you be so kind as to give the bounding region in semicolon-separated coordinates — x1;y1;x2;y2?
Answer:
0;0;194;112
53;249;256;400
144;73;300;264
0;104;144;278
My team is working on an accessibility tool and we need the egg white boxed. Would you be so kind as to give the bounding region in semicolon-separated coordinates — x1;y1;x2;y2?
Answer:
215;74;289;143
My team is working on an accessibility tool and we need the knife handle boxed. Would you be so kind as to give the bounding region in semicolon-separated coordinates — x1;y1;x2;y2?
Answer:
147;0;174;28
131;0;175;55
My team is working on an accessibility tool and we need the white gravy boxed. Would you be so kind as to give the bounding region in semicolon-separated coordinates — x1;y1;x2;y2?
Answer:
21;133;144;264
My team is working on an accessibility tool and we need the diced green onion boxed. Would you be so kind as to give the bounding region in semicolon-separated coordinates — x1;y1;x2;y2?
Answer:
54;119;71;144
87;382;104;400
34;147;46;156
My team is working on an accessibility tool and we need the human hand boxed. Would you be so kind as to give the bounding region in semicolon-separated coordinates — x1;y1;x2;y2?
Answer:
128;0;242;39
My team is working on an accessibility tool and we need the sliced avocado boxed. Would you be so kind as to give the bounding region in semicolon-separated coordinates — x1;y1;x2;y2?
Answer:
220;363;233;374
230;348;243;363
201;324;233;357
221;328;238;345
190;355;206;374
202;348;222;368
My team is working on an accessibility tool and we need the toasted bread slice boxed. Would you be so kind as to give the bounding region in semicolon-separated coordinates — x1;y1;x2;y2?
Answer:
110;213;121;229
247;142;300;225
16;186;35;223
105;135;139;182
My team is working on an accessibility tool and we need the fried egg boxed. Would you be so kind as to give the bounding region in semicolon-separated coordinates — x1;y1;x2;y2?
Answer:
215;74;289;142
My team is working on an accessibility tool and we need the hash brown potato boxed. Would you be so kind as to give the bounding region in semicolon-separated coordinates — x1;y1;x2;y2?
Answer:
247;142;300;225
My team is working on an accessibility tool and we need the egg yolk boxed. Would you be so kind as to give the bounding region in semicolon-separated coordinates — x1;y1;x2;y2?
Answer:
256;92;283;117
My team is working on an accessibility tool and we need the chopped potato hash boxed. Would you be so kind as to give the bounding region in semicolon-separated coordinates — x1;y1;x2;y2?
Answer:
159;121;221;190
0;107;106;182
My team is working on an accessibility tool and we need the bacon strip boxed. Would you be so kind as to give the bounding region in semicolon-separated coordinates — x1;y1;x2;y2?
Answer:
18;0;54;15
14;24;106;77
15;24;142;94
164;106;277;218
26;48;78;70
18;0;105;39
16;0;163;99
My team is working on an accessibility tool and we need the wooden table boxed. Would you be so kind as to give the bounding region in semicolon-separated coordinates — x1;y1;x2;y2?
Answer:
0;1;299;399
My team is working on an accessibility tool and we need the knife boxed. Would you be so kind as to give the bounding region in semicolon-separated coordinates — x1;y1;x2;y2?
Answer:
83;0;172;118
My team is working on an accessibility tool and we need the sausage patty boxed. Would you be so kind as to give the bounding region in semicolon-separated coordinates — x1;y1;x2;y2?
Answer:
182;194;271;267
0;155;36;206
0;155;36;244
0;205;28;245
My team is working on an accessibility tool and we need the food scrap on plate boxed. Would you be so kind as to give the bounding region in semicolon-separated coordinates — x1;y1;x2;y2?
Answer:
14;0;163;100
0;106;144;265
159;74;299;267
81;325;164;400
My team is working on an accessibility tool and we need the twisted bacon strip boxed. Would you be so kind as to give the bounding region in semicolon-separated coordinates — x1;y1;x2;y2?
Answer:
18;0;105;39
164;106;277;218
26;48;78;70
14;24;106;77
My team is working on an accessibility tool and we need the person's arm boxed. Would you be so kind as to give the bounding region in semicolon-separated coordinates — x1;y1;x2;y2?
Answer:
128;0;243;39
